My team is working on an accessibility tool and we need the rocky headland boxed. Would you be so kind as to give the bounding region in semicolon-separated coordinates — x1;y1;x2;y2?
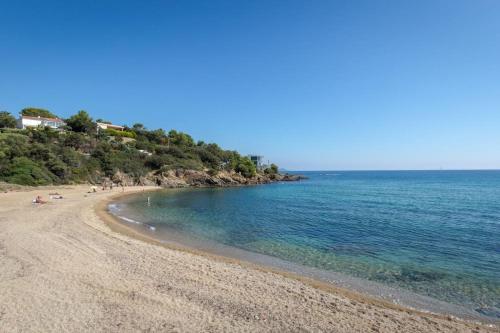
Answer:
111;169;306;188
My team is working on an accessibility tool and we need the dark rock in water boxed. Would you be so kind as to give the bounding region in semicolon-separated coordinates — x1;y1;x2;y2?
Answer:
475;307;500;318
274;173;308;182
396;267;447;283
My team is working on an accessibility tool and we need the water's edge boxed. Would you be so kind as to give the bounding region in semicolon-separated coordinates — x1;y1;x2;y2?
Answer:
106;192;497;325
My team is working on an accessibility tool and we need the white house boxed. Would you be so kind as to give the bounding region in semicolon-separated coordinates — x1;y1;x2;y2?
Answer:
17;115;66;130
248;155;264;169
96;122;124;131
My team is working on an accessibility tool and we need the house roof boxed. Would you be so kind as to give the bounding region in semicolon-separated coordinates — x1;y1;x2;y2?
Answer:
21;115;65;123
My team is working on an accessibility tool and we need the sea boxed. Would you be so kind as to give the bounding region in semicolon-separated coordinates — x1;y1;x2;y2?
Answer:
109;170;500;321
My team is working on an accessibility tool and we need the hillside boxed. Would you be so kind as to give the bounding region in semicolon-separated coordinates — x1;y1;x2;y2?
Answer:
0;109;297;187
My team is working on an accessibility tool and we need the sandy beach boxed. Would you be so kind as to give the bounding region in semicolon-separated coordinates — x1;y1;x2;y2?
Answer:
0;185;497;333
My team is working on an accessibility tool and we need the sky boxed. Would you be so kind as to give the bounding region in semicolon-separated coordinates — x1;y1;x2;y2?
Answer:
1;0;499;170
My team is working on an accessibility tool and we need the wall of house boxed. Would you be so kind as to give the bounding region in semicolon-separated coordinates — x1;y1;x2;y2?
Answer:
18;118;43;129
17;118;64;129
97;123;109;130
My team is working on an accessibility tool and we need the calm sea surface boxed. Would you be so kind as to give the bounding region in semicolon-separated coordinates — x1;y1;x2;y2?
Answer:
112;171;500;319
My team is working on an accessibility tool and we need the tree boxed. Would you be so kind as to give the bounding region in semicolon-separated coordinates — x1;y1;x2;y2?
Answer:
21;107;57;119
264;163;279;175
145;128;166;144
271;163;278;173
168;130;195;146
132;123;145;131
0;111;16;128
66;110;95;133
235;157;256;178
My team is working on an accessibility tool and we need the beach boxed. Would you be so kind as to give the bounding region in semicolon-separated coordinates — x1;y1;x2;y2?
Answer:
0;185;497;333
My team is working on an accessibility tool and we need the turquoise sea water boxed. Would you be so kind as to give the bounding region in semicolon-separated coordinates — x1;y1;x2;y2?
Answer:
113;171;500;319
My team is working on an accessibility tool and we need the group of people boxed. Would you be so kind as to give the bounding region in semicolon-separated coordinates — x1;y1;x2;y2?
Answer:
32;192;63;205
87;182;125;194
100;182;125;192
34;181;127;205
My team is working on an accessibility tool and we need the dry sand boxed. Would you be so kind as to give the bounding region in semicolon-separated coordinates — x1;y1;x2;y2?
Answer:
0;185;497;333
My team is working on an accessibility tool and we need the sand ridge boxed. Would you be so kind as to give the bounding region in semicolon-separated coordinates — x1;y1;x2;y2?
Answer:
0;185;497;332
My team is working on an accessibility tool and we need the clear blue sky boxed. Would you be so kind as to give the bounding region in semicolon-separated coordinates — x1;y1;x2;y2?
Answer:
1;1;499;170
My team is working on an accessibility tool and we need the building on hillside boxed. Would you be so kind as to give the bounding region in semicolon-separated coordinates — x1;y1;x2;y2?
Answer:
96;122;124;132
17;115;66;130
248;155;264;169
138;149;153;156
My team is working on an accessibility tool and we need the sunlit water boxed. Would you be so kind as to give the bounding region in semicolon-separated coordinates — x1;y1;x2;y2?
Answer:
111;171;500;319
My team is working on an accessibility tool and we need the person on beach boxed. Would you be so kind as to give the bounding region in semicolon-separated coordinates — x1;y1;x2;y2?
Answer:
33;195;47;204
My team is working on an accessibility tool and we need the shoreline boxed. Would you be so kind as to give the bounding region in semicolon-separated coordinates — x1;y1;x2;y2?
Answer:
0;185;497;332
102;189;498;327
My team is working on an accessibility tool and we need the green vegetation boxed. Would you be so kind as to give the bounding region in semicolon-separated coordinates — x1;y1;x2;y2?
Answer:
21;107;58;119
0;111;17;128
105;128;136;138
66;110;95;133
264;163;279;175
0;108;265;186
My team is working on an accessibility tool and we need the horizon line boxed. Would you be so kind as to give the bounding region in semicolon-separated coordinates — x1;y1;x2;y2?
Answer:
285;168;500;172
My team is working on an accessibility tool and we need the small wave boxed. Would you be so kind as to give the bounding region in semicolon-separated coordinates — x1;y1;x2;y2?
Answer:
108;204;156;232
116;215;141;224
116;214;157;232
108;203;121;212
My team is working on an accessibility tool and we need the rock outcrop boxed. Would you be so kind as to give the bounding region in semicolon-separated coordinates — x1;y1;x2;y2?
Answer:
111;169;305;188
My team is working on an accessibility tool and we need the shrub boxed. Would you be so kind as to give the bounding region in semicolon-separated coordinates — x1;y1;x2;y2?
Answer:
1;157;54;186
105;128;136;138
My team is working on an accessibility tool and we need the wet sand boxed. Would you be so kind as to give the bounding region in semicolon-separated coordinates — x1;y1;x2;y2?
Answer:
0;185;497;332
